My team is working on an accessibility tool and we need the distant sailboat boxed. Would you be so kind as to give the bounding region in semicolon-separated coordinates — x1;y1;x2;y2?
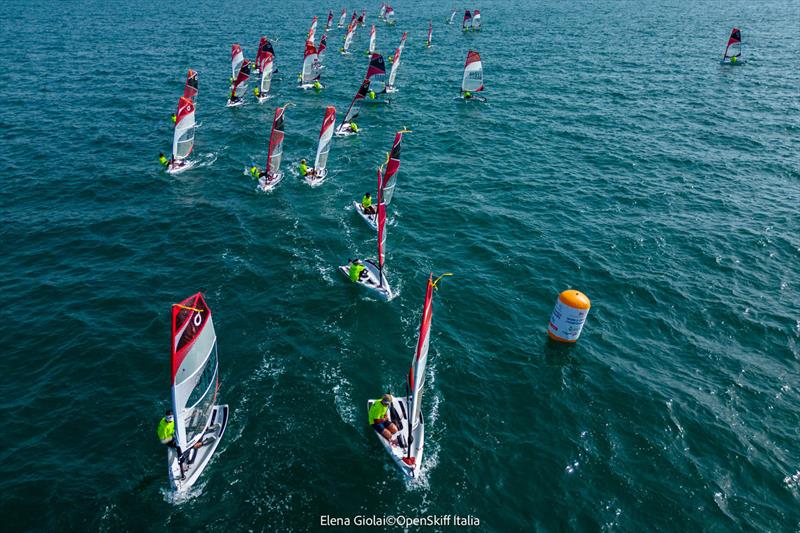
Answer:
342;21;356;54
259;104;289;191
167;292;229;492
299;41;322;89
426;20;432;48
167;96;196;174
448;8;457;24
326;10;333;31
316;34;328;70
472;10;481;30
354;129;409;229
336;78;370;136
385;32;407;93
462;10;472;31
367;273;451;478
385;6;396;25
306;106;336;186
367;24;377;55
460;50;485;101
721;27;744;64
379;3;387;20
338;8;347;28
227;59;251;107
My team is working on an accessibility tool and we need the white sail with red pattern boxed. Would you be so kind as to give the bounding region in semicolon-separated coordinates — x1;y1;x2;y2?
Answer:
314;106;336;172
326;10;333;30
380;130;407;205
427;20;432;45
302;41;320;83
170;293;218;450
462;50;483;93
462;10;472;29
343;22;356;52
369;24;377;54
338;8;346;28
387;32;406;88
231;44;244;80
172;96;195;162
259;53;274;95
407;275;434;435
266;105;286;177
308;15;318;44
472;10;481;30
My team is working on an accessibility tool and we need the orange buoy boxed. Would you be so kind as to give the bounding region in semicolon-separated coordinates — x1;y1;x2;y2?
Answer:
547;290;591;342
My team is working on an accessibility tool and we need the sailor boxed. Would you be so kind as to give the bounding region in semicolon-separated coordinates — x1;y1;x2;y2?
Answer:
369;394;398;444
361;192;376;214
158;152;169;168
249;164;260;178
299;159;311;177
253;87;260;97
731;55;738;63
348;258;369;282
157;409;182;456
464;91;472;99
170;113;176;124
313;80;322;91
349;122;359;133
388;54;394;63
368;90;376;100
229;91;241;104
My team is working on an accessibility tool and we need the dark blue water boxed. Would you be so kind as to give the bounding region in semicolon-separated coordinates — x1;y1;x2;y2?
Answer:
1;0;799;530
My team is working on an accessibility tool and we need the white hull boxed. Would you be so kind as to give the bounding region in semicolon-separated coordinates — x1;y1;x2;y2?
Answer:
367;396;423;478
299;82;323;90
226;99;245;108
167;159;196;175
339;260;391;299
168;404;229;492
335;123;358;137
256;95;273;104
258;172;284;192
385;86;398;94
352;200;377;230
305;168;327;187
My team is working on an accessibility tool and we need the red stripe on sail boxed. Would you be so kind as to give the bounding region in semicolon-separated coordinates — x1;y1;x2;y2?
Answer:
382;131;403;188
171;292;211;380
231;59;250;96
175;96;194;124
463;10;472;27
727;27;741;46
183;70;198;100
256;37;267;65
319;35;327;54
259;52;274;74
231;43;242;60
320;106;336;137
366;53;386;79
304;41;317;59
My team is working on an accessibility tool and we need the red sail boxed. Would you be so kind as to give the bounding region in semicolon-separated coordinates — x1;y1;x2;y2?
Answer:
366;53;386;80
463;10;472;28
175;96;194;124
377;201;387;269
171;293;211;381
727;27;741;46
319;34;327;55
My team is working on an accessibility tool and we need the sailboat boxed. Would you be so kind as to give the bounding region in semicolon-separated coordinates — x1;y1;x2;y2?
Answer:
385;6;396;25
183;69;198;102
335;78;370;136
721;28;744;64
306;106;336;186
425;20;432;48
472;10;481;30
254;36;276;75
258;104;289;192
341;21;356;54
367;24;377;55
354;129;409;229
339;171;392;300
326;10;334;31
227;59;251;107
255;53;274;103
359;9;367;26
385;32;407;93
315;34;328;71
167;292;229;492
448;8;457;24
231;44;244;82
299;41;322;89
460;50;485;101
367;273;450;478
167;96;197;174
379;3;387;20
338;8;346;28
462;10;472;31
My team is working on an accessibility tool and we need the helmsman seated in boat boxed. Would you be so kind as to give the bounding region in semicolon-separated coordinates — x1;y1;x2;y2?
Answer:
157;409;181;456
299;159;314;177
369;394;398;444
347;259;369;282
361;192;376;214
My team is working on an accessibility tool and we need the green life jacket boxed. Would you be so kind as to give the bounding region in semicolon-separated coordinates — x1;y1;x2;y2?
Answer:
349;262;365;282
361;195;372;209
369;399;389;424
299;163;308;176
350;123;359;132
159;156;169;167
250;166;259;177
157;417;175;442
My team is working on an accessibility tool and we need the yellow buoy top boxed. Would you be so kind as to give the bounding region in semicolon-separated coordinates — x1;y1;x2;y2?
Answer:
559;290;591;310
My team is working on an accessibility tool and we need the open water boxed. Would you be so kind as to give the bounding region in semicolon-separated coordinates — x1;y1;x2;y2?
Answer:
1;0;799;530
